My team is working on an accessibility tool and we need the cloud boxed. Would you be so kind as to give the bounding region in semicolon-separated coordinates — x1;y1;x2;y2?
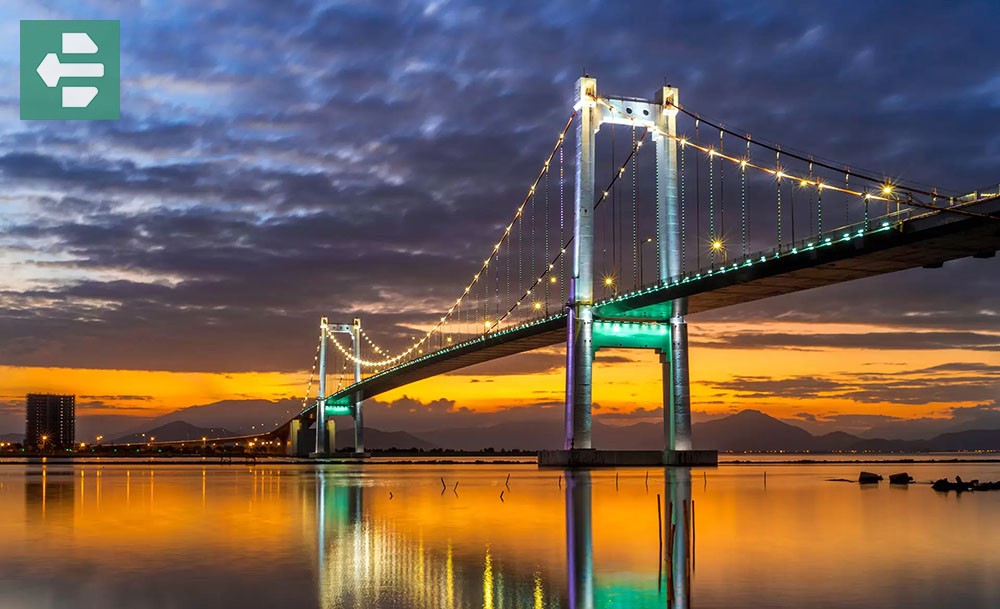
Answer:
695;330;1000;352
707;363;1000;406
0;0;995;411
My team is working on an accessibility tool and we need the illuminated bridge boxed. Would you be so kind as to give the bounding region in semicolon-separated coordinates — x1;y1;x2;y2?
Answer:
274;76;1000;463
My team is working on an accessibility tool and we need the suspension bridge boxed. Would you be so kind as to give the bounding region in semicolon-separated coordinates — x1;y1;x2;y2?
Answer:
271;76;999;464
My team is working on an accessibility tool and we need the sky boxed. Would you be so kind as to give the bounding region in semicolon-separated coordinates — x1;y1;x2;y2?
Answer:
0;0;998;438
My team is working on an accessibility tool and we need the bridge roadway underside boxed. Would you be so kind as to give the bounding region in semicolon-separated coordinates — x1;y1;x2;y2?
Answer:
279;197;999;440
598;197;1000;319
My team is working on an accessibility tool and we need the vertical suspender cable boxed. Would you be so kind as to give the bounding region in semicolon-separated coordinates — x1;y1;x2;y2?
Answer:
790;172;796;245
633;125;638;287
845;170;850;227
817;182;823;236
742;135;749;258
695;119;701;270
719;128;725;254
709;135;715;263
808;162;814;236
680;138;686;274
559;138;565;306
776;148;782;250
611;125;617;278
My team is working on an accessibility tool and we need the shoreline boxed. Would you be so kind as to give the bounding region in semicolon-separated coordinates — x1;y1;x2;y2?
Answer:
1;455;999;466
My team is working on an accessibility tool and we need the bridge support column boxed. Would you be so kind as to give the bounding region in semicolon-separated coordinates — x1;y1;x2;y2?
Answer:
313;317;330;457
287;419;313;457
665;316;692;451
565;76;598;451
352;317;367;455
654;86;711;465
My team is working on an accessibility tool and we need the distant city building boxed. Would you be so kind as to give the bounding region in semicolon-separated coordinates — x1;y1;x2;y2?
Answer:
25;394;75;449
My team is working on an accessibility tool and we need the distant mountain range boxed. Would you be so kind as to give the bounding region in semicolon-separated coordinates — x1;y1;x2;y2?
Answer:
387;409;1000;452
113;420;237;444
111;419;435;451
6;398;1000;452
686;410;1000;452
332;428;436;451
1;432;24;444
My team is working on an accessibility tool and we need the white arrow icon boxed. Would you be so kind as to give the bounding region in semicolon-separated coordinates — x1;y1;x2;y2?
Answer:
36;53;104;87
35;33;104;109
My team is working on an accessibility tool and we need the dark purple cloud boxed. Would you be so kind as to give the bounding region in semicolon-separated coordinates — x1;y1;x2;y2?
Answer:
0;0;996;384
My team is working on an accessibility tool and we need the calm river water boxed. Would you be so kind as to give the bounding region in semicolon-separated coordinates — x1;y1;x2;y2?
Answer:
1;458;998;608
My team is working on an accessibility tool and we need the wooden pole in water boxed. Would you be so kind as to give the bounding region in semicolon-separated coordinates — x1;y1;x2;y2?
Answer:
691;498;696;570
668;522;676;603
657;493;663;592
616;471;620;491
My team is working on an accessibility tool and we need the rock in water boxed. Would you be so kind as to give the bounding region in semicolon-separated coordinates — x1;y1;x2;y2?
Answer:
858;471;883;484
932;477;977;492
889;472;913;485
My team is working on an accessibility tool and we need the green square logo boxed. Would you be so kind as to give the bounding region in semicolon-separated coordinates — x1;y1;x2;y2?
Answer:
20;20;120;120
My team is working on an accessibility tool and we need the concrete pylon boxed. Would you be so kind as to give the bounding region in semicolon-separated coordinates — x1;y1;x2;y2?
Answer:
565;76;598;451
312;317;329;457
653;86;693;455
352;317;366;455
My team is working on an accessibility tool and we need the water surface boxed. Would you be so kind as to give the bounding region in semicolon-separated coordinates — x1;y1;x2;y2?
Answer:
1;459;998;608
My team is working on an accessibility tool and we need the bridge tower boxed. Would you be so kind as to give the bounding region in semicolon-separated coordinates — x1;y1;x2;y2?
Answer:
560;77;712;466
309;317;336;457
303;318;367;458
351;317;366;455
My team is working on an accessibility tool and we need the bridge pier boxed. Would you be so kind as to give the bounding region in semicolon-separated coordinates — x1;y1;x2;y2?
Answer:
286;419;310;457
565;77;598;451
351;318;367;455
313;317;330;457
551;78;715;467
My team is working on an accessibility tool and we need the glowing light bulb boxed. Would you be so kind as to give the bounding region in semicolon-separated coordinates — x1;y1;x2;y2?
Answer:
882;184;893;195
711;239;724;251
533;302;542;310
604;276;615;287
550;276;558;284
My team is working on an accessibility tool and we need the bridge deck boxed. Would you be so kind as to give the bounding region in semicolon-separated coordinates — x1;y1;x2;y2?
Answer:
287;196;999;431
599;197;1000;319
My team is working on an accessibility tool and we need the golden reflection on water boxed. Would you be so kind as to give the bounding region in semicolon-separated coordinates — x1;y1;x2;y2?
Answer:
1;461;999;608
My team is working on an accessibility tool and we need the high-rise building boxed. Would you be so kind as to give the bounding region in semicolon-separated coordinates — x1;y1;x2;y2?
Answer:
25;394;75;449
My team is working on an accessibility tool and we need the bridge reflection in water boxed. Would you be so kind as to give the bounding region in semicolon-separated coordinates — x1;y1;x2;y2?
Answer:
9;463;1000;607
313;469;692;609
